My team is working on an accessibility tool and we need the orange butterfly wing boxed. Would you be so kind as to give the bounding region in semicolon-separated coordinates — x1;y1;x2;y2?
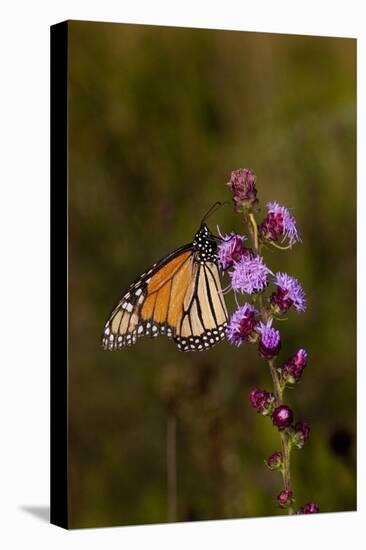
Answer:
102;240;228;352
102;249;193;350
174;261;228;351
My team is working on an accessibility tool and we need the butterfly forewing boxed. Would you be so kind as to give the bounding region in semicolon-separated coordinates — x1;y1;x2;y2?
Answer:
102;225;228;352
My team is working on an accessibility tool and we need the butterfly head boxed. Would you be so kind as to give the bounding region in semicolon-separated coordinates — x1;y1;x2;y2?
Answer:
193;224;218;264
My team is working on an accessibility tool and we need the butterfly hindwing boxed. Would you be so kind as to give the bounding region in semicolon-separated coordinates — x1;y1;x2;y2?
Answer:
174;262;228;351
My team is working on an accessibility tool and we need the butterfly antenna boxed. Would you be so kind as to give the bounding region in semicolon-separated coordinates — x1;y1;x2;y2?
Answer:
201;201;230;225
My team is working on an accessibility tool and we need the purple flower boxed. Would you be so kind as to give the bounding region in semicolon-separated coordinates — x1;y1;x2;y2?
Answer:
277;490;293;508
271;273;306;313
226;303;258;346
257;319;281;359
226;168;258;210
299;502;319;514
281;349;308;384
249;388;275;416
272;405;293;430
292;421;311;448
260;202;300;246
266;451;283;471
229;254;272;295
217;232;248;270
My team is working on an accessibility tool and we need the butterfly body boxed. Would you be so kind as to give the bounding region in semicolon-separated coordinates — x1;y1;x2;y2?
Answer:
102;223;228;352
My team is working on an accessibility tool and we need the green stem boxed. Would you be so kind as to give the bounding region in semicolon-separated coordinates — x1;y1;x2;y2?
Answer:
268;358;293;515
248;212;259;251
268;359;282;404
247;209;294;515
268;241;293;251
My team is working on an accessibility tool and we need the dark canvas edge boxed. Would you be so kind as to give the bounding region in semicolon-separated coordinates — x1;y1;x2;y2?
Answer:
50;20;69;529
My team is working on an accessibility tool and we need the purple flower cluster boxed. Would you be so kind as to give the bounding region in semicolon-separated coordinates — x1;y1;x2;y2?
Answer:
260;202;300;246
226;303;258;346
229;254;272;295
271;273;306;313
226;168;258;210
217;232;249;270
257;319;281;359
222;168;315;514
249;388;275;416
281;349;308;384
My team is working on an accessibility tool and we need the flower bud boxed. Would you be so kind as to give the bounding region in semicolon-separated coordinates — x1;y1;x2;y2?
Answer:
292;421;311;448
272;405;293;430
249;388;275;416
226;168;258;211
265;451;283;471
281;349;308;385
257;319;281;359
277;490;293;508
298;502;319;514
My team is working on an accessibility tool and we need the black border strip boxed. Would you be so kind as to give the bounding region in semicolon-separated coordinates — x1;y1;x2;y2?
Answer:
50;20;69;529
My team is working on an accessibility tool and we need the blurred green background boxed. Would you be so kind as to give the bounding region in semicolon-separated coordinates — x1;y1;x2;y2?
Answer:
67;21;356;528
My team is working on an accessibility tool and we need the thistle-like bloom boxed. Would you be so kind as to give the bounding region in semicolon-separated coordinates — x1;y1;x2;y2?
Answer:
272;405;293;430
271;272;306;313
257;319;281;359
217;232;248;270
249;388;275;416
260;202;300;246
226;168;258;210
299;502;319;514
277;490;293;508
281;349;308;384
292;421;311;449
229;254;272;295
226;303;258;346
266;451;283;471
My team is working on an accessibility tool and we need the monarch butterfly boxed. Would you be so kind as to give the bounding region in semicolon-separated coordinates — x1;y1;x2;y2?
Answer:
102;204;228;352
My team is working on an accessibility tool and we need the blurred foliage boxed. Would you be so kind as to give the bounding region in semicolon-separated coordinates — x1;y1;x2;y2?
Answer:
67;21;356;528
